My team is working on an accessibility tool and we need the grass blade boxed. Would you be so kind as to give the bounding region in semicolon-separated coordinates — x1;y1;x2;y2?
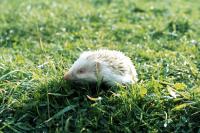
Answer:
44;105;77;123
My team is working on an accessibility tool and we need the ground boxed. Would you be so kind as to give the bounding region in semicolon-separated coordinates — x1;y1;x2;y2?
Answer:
0;0;200;132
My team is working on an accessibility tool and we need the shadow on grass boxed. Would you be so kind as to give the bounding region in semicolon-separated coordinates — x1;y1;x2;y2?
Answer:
1;78;200;133
1;78;115;132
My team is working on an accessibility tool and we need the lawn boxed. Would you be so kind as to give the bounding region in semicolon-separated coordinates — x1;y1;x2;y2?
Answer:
0;0;200;132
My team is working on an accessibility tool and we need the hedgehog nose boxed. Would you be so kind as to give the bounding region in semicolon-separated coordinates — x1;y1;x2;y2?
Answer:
63;72;70;80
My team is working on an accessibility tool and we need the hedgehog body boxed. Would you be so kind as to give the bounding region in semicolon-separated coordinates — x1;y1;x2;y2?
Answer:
64;49;138;86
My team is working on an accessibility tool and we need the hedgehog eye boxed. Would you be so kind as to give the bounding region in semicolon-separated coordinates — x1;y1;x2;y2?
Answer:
77;68;86;74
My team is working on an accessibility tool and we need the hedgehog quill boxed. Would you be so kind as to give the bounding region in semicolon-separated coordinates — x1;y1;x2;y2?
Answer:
64;49;138;86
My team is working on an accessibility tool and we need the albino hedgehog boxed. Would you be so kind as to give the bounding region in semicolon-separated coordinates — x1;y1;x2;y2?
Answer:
64;49;138;86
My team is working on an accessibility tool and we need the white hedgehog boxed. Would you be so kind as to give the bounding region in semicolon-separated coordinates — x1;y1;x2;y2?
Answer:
64;49;138;86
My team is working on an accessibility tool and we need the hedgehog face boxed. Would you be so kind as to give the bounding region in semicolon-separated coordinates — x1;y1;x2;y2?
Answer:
64;58;98;83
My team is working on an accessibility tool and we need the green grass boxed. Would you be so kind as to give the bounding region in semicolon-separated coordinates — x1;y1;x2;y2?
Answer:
0;0;200;132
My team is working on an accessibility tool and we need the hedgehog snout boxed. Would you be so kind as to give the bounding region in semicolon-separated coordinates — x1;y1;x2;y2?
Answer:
63;72;72;80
